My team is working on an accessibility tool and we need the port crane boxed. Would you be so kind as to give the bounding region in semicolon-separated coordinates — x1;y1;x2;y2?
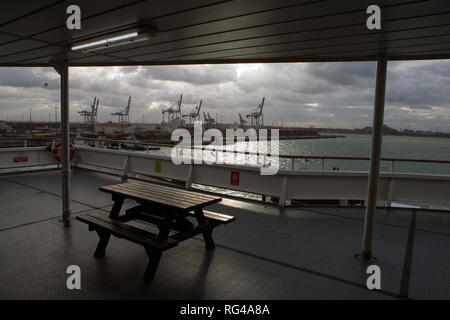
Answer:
111;97;131;123
238;113;247;127
78;97;99;126
183;99;202;124
162;94;183;123
246;97;265;127
203;111;216;125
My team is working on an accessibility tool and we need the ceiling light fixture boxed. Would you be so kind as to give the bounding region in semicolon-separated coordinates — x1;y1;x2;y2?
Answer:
70;26;157;52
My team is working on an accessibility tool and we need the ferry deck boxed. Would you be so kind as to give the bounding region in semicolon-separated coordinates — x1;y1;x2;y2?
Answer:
1;167;448;299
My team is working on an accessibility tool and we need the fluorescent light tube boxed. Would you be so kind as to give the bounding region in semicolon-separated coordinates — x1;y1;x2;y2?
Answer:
71;29;154;52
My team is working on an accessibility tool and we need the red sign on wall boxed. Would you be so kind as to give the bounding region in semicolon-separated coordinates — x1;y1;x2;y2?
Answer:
14;156;28;163
230;171;240;186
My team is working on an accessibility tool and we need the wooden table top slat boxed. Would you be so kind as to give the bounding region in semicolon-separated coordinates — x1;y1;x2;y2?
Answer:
128;181;219;201
105;186;199;209
116;183;210;205
107;184;202;207
100;181;221;211
107;182;217;203
106;184;210;209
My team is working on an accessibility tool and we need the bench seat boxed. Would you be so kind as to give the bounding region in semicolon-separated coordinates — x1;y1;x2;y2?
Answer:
76;212;178;251
188;210;235;224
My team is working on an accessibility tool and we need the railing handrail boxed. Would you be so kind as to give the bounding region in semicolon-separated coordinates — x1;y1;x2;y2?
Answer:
73;137;450;166
0;136;58;140
278;155;450;164
2;136;449;166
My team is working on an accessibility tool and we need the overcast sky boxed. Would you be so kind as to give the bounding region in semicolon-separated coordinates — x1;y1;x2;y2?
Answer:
0;60;449;132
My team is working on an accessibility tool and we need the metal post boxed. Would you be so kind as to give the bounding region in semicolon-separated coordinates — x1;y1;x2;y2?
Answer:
360;57;388;261
55;106;58;136
53;62;71;227
121;156;130;182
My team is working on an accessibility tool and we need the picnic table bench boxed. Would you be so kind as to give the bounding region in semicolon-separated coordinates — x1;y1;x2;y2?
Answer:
76;180;235;281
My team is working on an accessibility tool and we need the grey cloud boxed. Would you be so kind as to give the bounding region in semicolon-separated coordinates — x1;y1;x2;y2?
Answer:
0;67;58;89
140;65;237;85
386;60;450;108
304;62;376;87
0;60;449;131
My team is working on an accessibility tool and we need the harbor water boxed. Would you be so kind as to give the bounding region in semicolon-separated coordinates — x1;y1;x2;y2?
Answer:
147;133;450;208
152;133;450;175
278;133;450;175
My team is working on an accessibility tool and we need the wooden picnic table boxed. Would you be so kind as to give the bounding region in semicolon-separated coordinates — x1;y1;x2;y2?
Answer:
76;180;234;282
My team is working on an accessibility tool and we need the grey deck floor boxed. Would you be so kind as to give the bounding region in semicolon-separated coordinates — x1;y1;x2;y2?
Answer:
0;168;448;300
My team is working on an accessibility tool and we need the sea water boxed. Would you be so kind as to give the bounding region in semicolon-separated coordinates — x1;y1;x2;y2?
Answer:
140;134;450;208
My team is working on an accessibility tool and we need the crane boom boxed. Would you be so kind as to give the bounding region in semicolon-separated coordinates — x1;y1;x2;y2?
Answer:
177;94;183;112
94;98;99;116
259;97;265;116
126;97;131;115
196;100;202;116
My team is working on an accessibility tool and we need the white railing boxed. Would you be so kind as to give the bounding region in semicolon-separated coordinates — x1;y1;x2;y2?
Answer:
1;145;448;207
73;145;450;206
3;136;450;173
0;146;58;169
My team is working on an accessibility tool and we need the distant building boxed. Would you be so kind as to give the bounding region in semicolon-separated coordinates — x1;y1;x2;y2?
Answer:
94;122;160;135
94;122;135;135
0;122;11;133
355;125;399;135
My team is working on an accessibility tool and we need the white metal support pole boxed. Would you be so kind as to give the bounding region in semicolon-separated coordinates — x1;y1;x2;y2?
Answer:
121;155;130;182
53;62;71;227
278;176;288;207
185;164;194;189
360;57;388;260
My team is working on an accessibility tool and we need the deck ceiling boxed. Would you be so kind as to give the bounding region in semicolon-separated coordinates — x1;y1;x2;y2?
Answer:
1;0;450;67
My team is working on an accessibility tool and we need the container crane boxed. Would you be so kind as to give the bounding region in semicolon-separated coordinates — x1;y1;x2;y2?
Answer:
238;113;247;127
162;94;183;123
78;97;99;126
183;99;202;124
203;111;216;125
246;97;265;127
111;97;131;123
